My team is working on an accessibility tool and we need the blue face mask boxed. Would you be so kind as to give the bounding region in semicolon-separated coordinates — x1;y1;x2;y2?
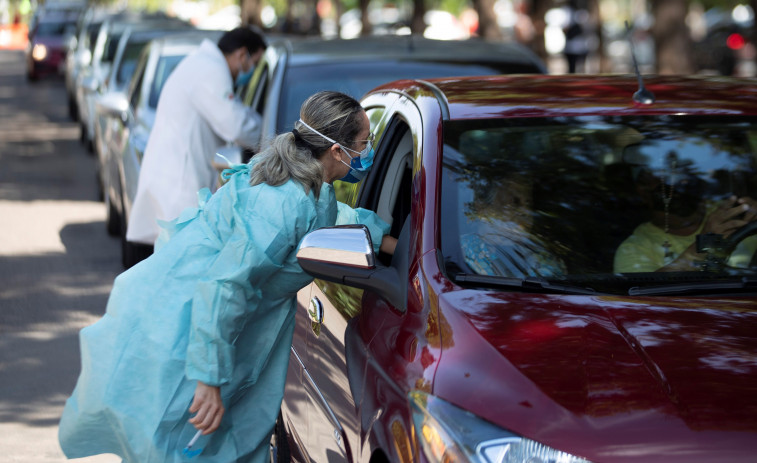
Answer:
235;66;254;89
297;118;375;184
338;142;374;183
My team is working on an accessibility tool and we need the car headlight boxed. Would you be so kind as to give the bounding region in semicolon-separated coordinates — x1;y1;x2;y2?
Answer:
32;44;47;61
410;390;592;463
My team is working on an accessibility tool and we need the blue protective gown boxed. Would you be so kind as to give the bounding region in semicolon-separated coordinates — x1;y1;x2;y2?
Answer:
58;165;389;462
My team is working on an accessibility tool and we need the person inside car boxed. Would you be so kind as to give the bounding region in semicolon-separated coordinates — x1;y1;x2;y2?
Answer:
614;151;757;273
460;173;566;278
59;91;396;463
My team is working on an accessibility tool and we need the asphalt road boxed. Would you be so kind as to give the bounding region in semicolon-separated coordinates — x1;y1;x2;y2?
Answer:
0;49;122;462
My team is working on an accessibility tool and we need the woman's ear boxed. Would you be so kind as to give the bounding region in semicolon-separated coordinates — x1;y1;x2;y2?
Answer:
327;143;342;161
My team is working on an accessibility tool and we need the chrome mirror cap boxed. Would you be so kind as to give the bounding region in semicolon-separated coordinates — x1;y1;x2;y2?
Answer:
297;225;375;269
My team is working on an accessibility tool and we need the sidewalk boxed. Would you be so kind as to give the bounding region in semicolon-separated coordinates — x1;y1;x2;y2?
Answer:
0;24;28;50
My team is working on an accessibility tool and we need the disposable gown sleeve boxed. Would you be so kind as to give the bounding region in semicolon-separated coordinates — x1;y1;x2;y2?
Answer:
185;189;314;386
336;201;391;253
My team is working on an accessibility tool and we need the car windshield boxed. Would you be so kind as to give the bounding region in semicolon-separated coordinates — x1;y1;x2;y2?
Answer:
278;60;539;133
148;54;185;108
441;115;757;295
35;20;74;37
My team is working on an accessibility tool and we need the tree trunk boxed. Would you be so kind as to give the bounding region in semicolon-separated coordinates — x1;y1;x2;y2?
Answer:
529;0;553;64
410;0;425;35
360;0;372;36
472;0;503;40
240;0;263;28
586;0;608;73
650;0;693;74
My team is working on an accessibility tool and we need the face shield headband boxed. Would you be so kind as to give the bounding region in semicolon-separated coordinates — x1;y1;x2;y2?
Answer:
297;119;374;183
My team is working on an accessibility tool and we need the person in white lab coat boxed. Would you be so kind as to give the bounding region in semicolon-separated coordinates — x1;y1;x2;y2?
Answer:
125;27;266;268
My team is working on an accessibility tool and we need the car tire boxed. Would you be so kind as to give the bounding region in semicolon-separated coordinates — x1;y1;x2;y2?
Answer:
271;411;290;463
120;222;153;269
68;94;78;121
104;189;120;236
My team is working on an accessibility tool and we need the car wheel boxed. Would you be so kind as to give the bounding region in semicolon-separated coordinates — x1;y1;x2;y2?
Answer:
104;189;120;236
270;411;290;463
120;219;153;269
68;94;78;121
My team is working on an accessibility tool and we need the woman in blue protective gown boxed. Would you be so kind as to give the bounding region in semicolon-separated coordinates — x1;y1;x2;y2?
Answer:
58;91;395;463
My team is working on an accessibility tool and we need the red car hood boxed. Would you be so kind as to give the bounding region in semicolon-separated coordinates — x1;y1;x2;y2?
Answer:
433;290;757;462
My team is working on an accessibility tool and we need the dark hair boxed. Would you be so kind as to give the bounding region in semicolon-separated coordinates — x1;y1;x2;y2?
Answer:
217;27;266;56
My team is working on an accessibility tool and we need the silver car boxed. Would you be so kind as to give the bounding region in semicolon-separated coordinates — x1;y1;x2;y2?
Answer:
97;30;222;268
93;25;197;206
74;12;190;152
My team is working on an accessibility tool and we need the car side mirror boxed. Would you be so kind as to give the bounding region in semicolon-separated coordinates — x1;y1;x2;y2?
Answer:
82;75;99;93
297;225;406;311
96;92;130;124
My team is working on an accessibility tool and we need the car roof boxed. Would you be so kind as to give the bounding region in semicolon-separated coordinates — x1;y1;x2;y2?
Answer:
370;74;757;120
149;29;223;46
272;35;546;72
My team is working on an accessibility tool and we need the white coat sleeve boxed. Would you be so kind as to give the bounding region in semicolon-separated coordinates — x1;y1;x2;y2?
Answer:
185;188;316;386
191;76;262;149
336;201;391;253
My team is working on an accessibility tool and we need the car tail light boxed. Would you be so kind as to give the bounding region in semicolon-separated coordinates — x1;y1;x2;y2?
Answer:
727;33;746;50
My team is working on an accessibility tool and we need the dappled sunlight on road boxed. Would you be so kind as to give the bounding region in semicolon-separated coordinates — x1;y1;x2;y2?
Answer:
0;200;105;256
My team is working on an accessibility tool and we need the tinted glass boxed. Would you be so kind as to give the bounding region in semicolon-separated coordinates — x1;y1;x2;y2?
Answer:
115;41;148;86
103;32;123;62
148;54;185;108
441;116;757;294
35;20;74;36
278;61;536;133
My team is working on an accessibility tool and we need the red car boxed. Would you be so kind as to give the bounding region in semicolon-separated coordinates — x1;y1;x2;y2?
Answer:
26;12;78;81
284;75;757;463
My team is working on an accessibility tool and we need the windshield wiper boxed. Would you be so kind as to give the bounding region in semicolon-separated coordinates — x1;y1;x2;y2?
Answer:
452;273;598;295
628;277;757;296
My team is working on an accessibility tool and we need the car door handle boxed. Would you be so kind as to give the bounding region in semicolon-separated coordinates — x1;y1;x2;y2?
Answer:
309;297;324;337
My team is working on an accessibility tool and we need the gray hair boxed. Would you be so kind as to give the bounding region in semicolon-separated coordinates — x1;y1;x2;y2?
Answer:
249;91;364;199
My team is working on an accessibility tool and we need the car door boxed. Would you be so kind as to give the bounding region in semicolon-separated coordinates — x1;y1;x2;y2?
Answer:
291;97;417;463
241;45;280;156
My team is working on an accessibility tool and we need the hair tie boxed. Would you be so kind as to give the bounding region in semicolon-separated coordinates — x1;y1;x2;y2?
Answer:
292;128;318;152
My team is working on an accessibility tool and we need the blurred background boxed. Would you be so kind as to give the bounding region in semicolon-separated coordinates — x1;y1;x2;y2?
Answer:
2;0;756;77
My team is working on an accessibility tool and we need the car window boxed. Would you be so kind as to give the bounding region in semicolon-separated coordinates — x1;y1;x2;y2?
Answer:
115;40;147;86
103;32;123;63
148;54;185;108
440;115;757;293
243;59;269;115
333;105;389;207
35;20;73;37
277;60;534;135
128;56;147;116
315;103;412;320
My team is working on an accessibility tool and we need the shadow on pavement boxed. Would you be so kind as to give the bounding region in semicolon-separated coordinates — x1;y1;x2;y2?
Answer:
0;220;121;427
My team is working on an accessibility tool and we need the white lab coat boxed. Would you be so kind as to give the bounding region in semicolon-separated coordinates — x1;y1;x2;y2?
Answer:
126;39;261;245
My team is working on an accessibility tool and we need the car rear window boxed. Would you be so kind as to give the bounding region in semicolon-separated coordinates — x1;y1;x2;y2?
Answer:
148;54;185;108
277;60;540;133
440;115;757;294
115;40;149;86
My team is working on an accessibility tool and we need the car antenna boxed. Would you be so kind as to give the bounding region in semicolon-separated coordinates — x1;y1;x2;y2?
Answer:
625;20;655;105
